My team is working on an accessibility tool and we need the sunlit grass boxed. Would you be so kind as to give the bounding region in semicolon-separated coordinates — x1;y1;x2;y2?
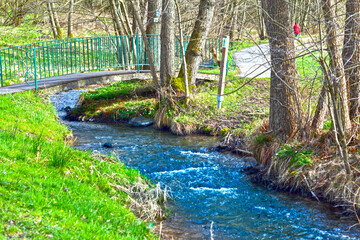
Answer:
0;92;158;239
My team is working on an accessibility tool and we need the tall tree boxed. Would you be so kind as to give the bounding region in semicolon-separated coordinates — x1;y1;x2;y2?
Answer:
177;0;215;87
343;0;360;121
160;0;175;86
264;0;304;139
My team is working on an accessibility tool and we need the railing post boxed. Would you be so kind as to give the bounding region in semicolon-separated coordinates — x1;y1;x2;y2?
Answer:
136;35;140;72
0;51;3;87
33;49;38;89
98;38;102;70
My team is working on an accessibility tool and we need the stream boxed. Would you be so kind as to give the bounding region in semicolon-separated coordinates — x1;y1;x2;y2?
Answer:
52;90;360;239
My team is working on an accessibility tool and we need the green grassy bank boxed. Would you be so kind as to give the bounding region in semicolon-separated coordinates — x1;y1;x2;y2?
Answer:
0;91;162;239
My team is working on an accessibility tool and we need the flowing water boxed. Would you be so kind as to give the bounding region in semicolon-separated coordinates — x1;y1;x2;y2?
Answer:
52;90;360;239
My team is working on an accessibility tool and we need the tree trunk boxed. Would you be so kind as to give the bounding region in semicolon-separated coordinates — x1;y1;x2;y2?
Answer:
68;0;74;38
160;0;175;87
322;0;351;131
51;1;63;38
311;81;328;133
322;0;351;175
229;1;239;40
110;0;123;35
47;1;57;38
146;0;161;35
175;0;189;98
265;0;304;140
177;0;215;87
130;0;160;88
258;0;267;40
144;0;161;70
119;0;133;35
343;0;360;121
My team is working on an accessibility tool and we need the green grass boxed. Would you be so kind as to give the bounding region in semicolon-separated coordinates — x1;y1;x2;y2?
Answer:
0;92;69;141
69;80;157;121
173;72;269;135
276;144;314;168
0;92;158;239
0;24;51;49
84;80;150;100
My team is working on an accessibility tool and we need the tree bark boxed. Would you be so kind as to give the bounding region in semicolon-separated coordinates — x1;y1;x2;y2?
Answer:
175;0;189;98
311;81;328;133
177;0;215;86
322;0;351;174
110;0;123;35
130;0;160;88
146;0;161;35
343;0;360;121
160;0;175;86
322;0;351;131
51;1;63;38
144;0;161;71
47;1;57;38
265;0;304;140
68;0;74;38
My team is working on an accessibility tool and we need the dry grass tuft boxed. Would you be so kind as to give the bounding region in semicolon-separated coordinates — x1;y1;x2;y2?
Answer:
170;121;197;135
250;129;360;217
91;153;171;221
110;180;171;221
154;106;172;129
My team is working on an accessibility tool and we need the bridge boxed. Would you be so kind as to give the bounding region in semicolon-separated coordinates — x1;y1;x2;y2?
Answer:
0;35;229;94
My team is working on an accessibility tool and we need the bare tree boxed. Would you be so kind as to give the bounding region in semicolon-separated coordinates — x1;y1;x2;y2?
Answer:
321;0;351;174
343;0;360;121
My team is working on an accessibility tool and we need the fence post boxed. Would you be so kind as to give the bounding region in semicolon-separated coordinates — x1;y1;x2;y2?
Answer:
0;51;3;87
217;36;229;109
33;49;38;89
98;38;102;70
136;35;140;72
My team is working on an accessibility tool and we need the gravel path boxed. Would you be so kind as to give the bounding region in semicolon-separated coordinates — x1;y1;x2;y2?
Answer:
232;44;271;79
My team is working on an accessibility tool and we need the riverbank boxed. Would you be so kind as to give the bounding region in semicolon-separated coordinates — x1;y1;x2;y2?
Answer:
0;91;166;239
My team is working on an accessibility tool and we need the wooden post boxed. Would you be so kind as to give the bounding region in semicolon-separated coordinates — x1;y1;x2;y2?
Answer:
217;36;229;109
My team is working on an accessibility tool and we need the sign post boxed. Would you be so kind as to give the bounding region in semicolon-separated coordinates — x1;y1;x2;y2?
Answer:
217;36;229;109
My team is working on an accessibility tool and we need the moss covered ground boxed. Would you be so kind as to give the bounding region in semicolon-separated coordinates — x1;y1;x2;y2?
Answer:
0;91;160;239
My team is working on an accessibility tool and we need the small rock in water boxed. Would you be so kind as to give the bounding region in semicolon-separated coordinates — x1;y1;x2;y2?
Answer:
63;106;72;113
129;116;154;127
103;142;114;148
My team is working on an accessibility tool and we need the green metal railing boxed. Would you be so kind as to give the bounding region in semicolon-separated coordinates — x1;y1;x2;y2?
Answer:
0;35;225;89
0;37;92;87
24;35;161;88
